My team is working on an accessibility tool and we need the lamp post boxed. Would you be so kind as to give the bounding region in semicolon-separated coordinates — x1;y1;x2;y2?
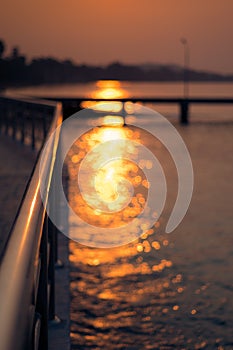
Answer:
180;38;190;99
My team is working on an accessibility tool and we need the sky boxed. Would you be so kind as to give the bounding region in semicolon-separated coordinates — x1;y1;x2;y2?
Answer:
1;0;233;74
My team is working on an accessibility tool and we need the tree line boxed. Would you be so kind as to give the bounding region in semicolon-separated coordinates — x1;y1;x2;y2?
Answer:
0;39;232;87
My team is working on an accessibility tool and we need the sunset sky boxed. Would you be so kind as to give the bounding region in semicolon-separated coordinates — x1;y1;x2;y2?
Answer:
1;0;233;74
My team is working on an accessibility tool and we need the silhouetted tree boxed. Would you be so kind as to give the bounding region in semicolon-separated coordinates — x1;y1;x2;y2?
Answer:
0;39;5;58
0;38;232;87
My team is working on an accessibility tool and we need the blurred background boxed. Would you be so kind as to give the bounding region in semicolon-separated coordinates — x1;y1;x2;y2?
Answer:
0;1;233;349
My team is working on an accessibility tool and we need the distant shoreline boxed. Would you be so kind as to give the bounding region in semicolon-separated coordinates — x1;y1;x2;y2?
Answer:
1;39;232;87
1;56;233;89
2;79;233;90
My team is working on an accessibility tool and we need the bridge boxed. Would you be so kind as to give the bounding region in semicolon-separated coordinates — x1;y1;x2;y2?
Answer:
0;94;233;350
46;96;233;124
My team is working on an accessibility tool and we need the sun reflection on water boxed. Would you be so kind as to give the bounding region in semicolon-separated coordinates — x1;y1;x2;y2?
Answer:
67;82;186;348
81;80;128;112
92;80;128;100
67;102;232;349
66;123;150;231
66;118;173;276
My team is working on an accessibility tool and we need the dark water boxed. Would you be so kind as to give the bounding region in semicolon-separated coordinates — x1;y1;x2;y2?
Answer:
67;123;233;350
4;81;233;348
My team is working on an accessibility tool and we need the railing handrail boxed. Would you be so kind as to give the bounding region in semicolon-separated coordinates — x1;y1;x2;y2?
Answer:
0;97;62;350
0;94;58;108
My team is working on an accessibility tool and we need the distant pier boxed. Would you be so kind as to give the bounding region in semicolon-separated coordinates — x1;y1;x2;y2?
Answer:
44;96;233;124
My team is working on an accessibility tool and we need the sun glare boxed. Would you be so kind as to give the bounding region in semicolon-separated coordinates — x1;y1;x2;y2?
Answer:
81;80;128;112
98;126;126;142
102;115;124;127
65;125;149;230
92;80;127;100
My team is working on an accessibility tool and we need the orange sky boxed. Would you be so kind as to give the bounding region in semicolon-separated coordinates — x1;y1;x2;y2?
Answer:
1;0;233;73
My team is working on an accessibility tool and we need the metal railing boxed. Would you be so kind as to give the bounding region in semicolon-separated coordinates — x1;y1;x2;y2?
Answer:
0;96;63;350
0;96;57;149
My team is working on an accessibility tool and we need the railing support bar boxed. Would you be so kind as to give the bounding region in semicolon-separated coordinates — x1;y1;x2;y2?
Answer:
37;215;49;350
180;100;189;125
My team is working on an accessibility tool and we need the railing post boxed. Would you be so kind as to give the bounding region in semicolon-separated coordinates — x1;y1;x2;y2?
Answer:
12;103;17;140
47;139;65;321
43;113;47;143
36;214;49;350
180;100;189;125
20;108;25;144
48;218;56;321
0;99;4;134
31;113;36;150
5;103;9;135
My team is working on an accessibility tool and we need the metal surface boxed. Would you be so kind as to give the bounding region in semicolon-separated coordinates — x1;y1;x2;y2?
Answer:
0;96;56;149
0;97;62;350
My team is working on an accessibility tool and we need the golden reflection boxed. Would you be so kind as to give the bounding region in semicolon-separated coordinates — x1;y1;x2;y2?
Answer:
93;80;128;100
81;80;128;112
173;305;180;311
142;240;151;252
67;117;175;314
66;125;149;229
102;115;124;127
81;101;123;113
96;80;120;89
98;126;126;142
152;259;173;272
152;241;161;250
137;243;143;253
98;290;115;300
67;105;185;348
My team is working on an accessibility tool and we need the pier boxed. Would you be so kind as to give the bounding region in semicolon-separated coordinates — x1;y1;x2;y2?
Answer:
50;96;233;124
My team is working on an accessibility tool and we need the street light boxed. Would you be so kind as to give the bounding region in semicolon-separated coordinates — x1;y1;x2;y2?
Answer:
180;38;190;99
